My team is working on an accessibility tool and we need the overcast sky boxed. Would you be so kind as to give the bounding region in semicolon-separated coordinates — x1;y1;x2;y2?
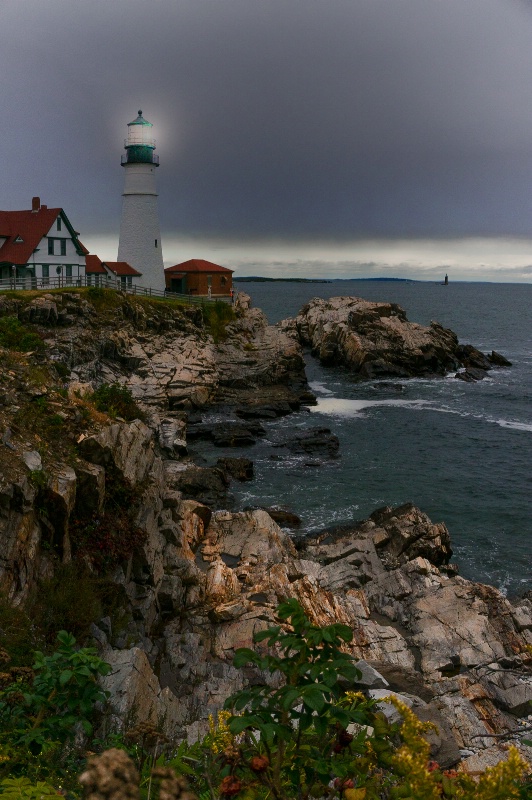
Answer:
3;0;532;281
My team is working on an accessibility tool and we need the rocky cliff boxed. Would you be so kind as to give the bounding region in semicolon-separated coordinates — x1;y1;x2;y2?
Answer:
281;296;511;380
0;288;530;775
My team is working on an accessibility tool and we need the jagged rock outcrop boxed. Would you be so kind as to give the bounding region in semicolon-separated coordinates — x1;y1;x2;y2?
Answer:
1;385;531;768
1;291;308;411
0;289;528;774
281;296;508;380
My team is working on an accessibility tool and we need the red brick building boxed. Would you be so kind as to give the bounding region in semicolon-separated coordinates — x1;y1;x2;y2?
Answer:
164;259;233;297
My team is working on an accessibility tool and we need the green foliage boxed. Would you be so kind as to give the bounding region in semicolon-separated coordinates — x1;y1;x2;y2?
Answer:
202;301;235;343
0;317;44;353
0;601;529;800
221;598;377;799
0;631;110;779
0;776;59;800
90;383;145;422
85;287;122;311
162;600;532;800
53;361;70;379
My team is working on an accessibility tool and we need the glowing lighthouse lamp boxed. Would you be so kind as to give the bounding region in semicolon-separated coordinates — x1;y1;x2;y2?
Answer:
117;110;164;290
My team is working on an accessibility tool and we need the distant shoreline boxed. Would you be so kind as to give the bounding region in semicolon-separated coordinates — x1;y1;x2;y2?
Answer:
234;276;417;283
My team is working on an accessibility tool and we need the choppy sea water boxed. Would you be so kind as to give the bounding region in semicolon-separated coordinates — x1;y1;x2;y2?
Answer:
195;280;532;595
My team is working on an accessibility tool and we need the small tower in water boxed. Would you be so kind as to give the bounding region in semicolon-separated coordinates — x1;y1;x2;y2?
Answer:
118;111;164;289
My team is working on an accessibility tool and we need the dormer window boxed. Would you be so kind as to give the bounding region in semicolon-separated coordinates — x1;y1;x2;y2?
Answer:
56;217;62;231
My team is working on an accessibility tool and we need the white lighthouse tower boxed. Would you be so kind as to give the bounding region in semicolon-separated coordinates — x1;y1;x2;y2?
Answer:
118;110;164;289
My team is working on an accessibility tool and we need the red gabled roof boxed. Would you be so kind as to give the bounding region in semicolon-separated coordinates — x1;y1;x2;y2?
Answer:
104;261;142;277
0;206;61;264
85;254;107;274
165;258;233;274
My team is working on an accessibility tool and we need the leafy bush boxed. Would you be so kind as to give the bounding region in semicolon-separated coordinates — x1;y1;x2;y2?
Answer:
0;602;529;799
0;317;44;353
90;383;145;422
0;632;110;783
164;600;531;800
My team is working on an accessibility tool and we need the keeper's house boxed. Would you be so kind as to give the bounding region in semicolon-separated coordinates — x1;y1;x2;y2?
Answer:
0;197;87;287
85;255;142;288
164;259;233;297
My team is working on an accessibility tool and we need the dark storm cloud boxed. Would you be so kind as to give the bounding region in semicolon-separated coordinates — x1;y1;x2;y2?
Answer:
3;0;532;239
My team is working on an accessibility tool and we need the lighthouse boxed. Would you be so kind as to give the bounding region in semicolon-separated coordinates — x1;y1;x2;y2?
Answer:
118;111;164;289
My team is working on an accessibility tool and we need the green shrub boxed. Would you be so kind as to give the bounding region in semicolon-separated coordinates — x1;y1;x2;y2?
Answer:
0;317;44;353
202;301;235;343
90;383;145;422
54;361;70;379
162;600;532;800
0;631;110;782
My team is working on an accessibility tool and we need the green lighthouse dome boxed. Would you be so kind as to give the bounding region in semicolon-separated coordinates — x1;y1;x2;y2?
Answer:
129;110;152;127
122;110;159;166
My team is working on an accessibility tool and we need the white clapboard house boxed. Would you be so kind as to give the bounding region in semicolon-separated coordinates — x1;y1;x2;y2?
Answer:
0;197;88;287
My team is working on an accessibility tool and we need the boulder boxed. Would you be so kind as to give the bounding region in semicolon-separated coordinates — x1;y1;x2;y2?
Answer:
489;350;512;367
455;344;492;371
261;507;302;528
273;427;340;457
165;464;231;509
78;420;155;485
158;417;188;457
455;368;489;382
216;457;254;482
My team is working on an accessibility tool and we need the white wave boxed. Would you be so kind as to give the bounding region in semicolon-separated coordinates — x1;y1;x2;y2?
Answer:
309;380;335;396
490;418;532;432
310;397;431;416
310;395;532;432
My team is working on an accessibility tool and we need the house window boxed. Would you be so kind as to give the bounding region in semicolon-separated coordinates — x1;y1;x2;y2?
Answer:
65;265;72;279
60;240;67;256
57;217;62;231
221;276;227;286
42;265;49;285
48;239;54;255
155;239;158;248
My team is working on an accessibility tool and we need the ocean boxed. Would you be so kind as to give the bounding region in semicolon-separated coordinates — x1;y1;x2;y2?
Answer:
198;280;532;596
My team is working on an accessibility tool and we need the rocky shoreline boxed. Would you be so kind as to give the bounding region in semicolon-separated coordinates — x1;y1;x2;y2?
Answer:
0;288;529;774
280;295;511;381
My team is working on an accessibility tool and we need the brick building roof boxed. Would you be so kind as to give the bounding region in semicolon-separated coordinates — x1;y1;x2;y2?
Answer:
165;259;233;274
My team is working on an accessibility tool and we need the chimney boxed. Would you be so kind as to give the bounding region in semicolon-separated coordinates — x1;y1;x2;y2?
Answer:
31;196;40;212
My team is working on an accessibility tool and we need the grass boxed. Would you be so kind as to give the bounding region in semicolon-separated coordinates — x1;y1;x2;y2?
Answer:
0;317;45;353
202;300;236;342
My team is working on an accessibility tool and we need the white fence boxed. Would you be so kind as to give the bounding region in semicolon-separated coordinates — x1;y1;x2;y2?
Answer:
0;275;227;306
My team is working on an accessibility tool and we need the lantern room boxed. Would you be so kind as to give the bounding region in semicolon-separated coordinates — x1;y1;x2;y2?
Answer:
121;110;159;165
